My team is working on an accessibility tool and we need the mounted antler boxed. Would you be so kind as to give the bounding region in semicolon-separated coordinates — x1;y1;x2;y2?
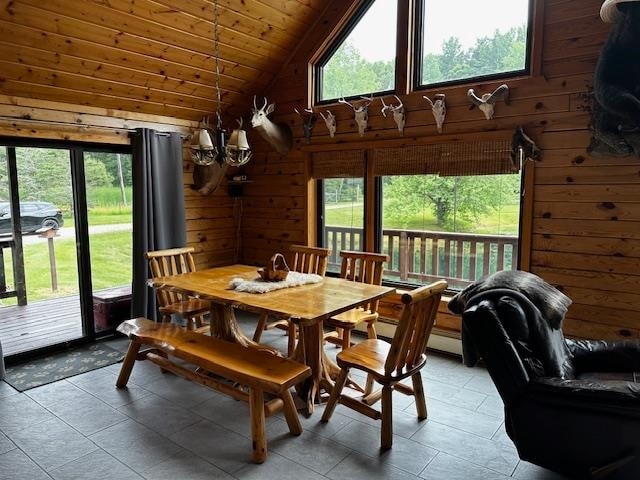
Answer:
339;95;373;136
294;107;317;144
319;110;337;137
467;84;510;120
380;95;405;135
423;94;446;133
251;95;293;155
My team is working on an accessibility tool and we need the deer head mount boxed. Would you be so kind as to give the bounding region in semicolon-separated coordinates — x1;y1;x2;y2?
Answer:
467;84;510;120
294;107;317;144
423;94;446;133
380;95;405;135
250;96;293;155
511;126;541;168
319;110;337;138
339;95;373;137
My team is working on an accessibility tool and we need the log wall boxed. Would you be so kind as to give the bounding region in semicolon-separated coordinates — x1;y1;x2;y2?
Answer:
0;95;239;269
241;0;640;340
1;0;637;341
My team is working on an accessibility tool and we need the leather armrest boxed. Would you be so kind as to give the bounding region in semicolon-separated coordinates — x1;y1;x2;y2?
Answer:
530;376;640;414
566;338;640;373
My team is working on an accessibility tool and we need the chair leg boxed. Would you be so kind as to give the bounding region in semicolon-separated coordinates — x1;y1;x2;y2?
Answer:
287;322;296;357
321;368;350;423
342;328;352;350
411;373;428;420
281;388;302;435
364;374;375;396
253;312;269;342
366;319;377;339
381;385;393;450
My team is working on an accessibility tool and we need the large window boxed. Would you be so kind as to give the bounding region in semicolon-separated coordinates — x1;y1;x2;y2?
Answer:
416;0;532;87
320;178;365;274
316;141;524;291
380;173;521;290
316;0;397;103
314;0;533;102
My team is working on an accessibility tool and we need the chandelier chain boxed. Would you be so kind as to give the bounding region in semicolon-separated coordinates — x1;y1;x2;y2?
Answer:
213;0;222;129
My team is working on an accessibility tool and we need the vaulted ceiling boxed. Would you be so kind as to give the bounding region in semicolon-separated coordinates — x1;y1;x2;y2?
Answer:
0;0;332;121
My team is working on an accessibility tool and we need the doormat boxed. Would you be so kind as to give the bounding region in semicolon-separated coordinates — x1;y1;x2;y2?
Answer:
3;343;124;392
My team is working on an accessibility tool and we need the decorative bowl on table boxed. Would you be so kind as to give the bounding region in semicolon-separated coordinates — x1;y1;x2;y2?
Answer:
257;253;289;282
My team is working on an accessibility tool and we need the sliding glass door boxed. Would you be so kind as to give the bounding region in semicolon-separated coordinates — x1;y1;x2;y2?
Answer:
0;141;132;359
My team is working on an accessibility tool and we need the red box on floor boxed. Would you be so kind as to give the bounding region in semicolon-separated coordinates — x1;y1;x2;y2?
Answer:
93;285;132;333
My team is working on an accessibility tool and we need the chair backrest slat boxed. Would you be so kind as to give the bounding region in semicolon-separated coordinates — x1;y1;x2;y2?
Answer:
339;250;388;312
145;247;198;308
384;280;448;376
289;245;331;275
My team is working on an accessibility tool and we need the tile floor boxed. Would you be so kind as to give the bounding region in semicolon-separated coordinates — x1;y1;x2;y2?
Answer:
0;314;569;480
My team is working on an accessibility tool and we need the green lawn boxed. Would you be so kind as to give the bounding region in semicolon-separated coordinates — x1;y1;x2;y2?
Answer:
63;205;132;228
325;202;520;235
1;230;131;304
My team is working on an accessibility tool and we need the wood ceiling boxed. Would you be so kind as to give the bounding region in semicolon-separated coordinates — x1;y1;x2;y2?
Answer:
0;0;331;121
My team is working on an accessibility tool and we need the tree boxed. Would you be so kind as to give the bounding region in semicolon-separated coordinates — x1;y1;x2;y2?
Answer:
421;25;527;85
384;174;520;231
438;37;470;82
322;42;391;99
467;27;527;76
84;158;114;188
89;152;132;186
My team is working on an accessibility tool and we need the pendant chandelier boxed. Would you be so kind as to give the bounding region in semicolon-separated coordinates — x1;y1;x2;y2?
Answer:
190;0;251;167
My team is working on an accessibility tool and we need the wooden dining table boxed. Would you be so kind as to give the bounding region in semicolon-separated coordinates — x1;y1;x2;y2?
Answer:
153;264;395;414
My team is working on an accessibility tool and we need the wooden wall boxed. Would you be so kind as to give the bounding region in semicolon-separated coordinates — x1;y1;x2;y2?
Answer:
241;0;640;341
0;95;241;269
1;0;637;342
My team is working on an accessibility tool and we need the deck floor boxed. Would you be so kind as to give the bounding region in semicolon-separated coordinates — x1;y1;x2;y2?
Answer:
0;296;83;356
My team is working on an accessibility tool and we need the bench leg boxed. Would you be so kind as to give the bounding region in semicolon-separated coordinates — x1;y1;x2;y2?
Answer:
116;340;141;388
281;388;302;436
249;388;267;463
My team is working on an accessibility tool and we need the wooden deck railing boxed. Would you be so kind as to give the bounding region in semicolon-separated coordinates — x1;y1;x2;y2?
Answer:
325;226;518;289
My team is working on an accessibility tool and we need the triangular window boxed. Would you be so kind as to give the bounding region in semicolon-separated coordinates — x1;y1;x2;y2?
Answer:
315;0;398;103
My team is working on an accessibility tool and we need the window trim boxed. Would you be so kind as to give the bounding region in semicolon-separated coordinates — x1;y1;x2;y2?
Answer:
312;0;543;107
314;0;398;105
412;0;536;91
312;134;531;292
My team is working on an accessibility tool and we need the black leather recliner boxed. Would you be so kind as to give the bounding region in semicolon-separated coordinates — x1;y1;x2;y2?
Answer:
448;271;640;480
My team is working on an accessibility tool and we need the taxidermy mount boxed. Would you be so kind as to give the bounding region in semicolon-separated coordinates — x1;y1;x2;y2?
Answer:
589;0;640;157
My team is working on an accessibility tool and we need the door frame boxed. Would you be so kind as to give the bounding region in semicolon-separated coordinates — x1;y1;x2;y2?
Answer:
1;137;131;364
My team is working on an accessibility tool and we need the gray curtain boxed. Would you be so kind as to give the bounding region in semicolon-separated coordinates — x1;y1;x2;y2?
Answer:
131;129;186;319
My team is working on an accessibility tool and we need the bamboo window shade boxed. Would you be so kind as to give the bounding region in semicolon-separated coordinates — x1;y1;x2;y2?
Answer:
372;139;517;177
311;150;366;179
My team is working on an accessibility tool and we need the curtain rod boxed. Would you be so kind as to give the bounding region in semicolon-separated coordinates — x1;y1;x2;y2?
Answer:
0;116;189;138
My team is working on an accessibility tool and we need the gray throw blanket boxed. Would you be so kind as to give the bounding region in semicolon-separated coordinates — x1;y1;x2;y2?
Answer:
448;270;572;329
448;271;573;377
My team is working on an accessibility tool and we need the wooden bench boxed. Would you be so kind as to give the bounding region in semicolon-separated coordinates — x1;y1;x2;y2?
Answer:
116;318;311;463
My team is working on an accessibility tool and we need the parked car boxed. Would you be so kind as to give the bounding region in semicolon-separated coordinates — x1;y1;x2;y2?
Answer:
0;201;64;234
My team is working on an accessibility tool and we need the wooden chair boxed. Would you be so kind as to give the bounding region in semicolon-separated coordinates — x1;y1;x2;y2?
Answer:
252;245;331;355
324;250;388;350
145;247;210;330
321;280;448;449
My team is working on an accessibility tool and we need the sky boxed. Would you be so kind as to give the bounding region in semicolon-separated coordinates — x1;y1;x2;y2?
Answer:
347;0;530;61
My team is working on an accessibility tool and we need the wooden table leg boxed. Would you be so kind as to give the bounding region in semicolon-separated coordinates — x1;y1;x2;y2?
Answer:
208;303;280;356
292;320;345;416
